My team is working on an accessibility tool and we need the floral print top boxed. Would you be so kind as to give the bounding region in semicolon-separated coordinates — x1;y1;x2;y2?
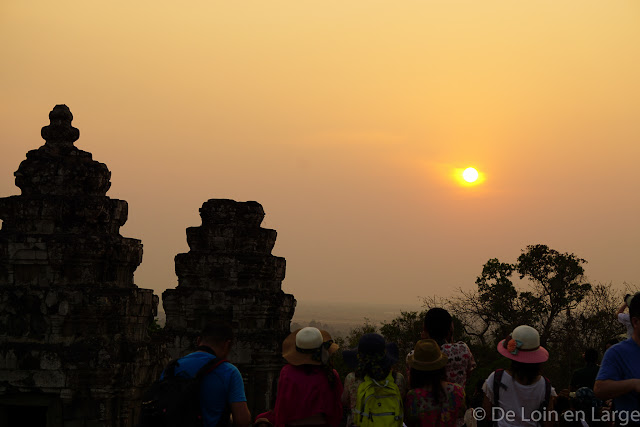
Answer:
404;382;466;427
441;341;476;388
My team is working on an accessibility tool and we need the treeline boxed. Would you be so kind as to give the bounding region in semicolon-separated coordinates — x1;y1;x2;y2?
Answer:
290;320;352;339
326;244;636;396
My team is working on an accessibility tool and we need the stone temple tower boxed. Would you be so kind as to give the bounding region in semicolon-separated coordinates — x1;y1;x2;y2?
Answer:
163;199;296;415
0;106;163;426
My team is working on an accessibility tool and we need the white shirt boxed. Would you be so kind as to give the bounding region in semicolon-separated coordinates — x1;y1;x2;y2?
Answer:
618;313;633;339
483;370;557;427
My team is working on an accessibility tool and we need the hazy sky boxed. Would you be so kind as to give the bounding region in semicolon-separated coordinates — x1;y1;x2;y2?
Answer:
1;1;639;305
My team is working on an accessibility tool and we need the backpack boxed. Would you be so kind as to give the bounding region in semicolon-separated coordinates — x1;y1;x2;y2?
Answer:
353;372;403;427
490;369;552;426
139;355;229;427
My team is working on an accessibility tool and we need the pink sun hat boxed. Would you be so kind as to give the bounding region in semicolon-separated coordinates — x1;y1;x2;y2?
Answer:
497;325;549;364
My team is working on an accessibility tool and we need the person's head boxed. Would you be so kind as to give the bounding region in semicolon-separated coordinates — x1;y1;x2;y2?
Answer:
197;321;234;358
342;333;399;381
282;327;339;366
497;325;549;365
583;348;598;365
629;292;640;334
407;339;448;402
423;308;453;345
282;327;340;388
625;294;634;307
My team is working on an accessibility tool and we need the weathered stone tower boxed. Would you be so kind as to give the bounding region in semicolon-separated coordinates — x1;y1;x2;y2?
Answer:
163;199;296;414
0;106;164;426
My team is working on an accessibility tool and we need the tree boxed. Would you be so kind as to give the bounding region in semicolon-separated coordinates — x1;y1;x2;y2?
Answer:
449;244;590;347
516;244;591;345
338;247;630;390
380;311;424;375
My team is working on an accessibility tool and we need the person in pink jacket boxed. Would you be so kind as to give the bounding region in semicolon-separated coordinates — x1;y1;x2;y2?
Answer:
273;327;343;427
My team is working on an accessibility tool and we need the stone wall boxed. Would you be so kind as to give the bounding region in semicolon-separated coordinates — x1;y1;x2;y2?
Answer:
163;199;296;415
0;106;165;427
0;106;297;425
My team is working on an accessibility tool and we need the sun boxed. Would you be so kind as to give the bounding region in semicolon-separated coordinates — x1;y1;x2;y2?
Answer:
452;166;484;186
462;167;479;183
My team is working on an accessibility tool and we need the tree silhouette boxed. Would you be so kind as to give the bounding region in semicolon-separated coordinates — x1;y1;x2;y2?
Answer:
516;244;591;345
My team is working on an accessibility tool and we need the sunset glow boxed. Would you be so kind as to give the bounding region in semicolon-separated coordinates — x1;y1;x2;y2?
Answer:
1;1;639;304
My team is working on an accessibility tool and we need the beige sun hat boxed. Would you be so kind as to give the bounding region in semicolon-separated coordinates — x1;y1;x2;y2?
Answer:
497;325;549;364
407;339;448;371
282;327;339;366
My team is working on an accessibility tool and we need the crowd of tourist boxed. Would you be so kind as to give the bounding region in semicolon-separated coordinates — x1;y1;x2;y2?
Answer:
148;292;640;427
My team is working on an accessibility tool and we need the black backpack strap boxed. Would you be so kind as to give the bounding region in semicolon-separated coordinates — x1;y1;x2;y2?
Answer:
163;359;180;378
534;377;552;427
195;357;228;380
542;376;551;408
196;357;230;427
493;369;507;406
490;369;507;426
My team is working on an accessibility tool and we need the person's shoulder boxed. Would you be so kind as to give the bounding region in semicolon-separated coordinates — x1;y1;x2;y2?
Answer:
177;351;216;368
574;365;589;374
537;375;552;386
280;363;296;374
614;338;640;356
182;350;215;360
621;338;638;347
482;371;496;394
451;341;472;352
195;357;241;383
219;360;241;374
606;339;631;356
393;371;406;382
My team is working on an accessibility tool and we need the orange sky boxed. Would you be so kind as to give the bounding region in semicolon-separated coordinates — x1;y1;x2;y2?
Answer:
1;1;639;305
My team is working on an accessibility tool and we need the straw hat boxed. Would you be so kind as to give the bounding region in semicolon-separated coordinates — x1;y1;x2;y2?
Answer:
497;325;549;364
407;339;448;371
282;327;339;366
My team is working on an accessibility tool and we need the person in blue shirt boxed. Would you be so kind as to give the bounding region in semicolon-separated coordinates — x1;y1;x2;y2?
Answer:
595;292;640;426
171;322;251;427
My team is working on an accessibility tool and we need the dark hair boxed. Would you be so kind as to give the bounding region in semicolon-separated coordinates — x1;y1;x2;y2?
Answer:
200;321;234;344
355;353;390;382
424;308;453;346
301;363;338;388
410;367;446;403
584;348;598;364
511;360;542;385
629;292;640;321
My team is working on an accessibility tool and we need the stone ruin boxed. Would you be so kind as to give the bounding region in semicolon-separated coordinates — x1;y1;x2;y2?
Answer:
163;199;296;413
0;106;296;426
0;105;164;426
